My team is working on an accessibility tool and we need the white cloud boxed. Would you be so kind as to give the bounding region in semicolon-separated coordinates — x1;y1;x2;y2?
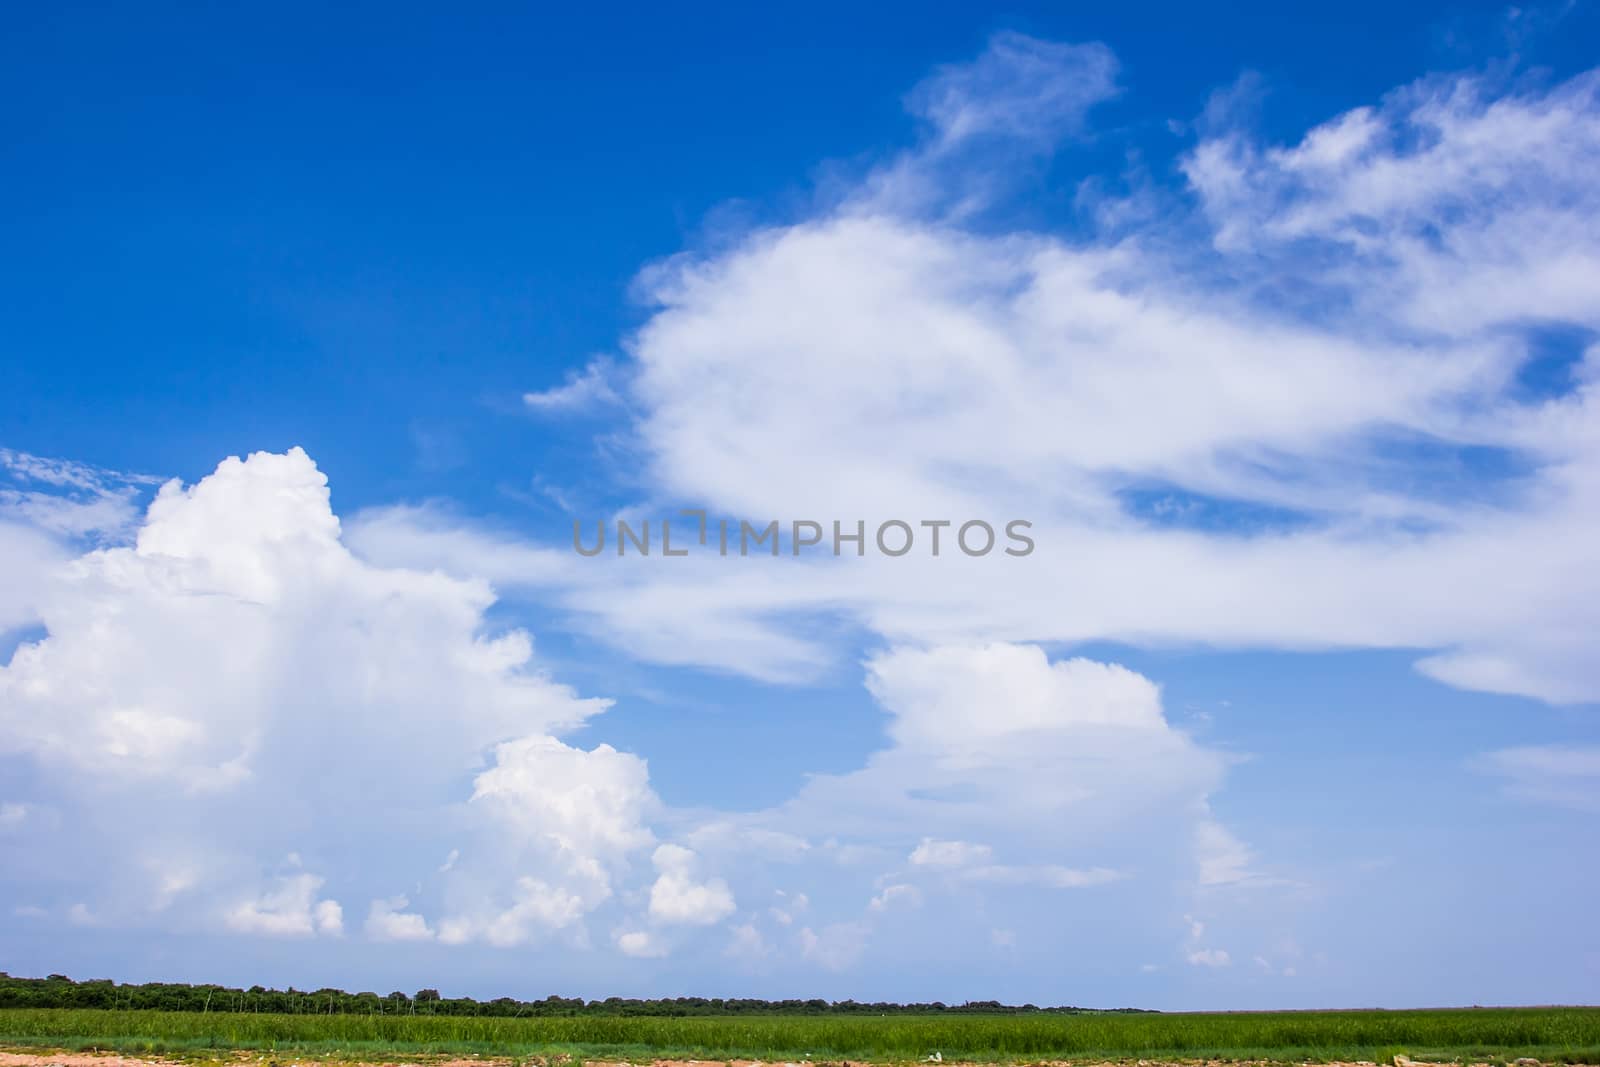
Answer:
365;896;434;942
523;358;623;415
471;735;656;872
686;822;812;862
0;448;656;941
0;448;156;541
1195;820;1259;888
647;844;736;926
958;864;1124;889
12;31;1598;989
437;878;590;948
615;928;667;958
315;899;345;936
1185;68;1600;338
908;838;993;868
224;872;342;939
336;47;1595;707
768;889;810;927
868;883;922;912
907;32;1117;150
675;642;1234;964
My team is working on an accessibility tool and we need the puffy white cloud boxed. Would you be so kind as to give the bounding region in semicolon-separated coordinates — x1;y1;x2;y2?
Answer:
658;642;1236;969
647;844;736;926
614;928;667;958
1187;947;1231;968
820;645;1225;846
314;900;345;936
365;897;434;942
470;735;656;872
868;883;921;912
681;645;1229;901
0;448;656;941
224;872;342;939
438;878;591;948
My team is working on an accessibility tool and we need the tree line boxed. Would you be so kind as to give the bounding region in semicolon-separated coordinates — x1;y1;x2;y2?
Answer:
0;973;1151;1016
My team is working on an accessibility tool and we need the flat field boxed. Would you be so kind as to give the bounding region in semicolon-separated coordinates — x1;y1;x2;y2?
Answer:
2;1007;1599;1064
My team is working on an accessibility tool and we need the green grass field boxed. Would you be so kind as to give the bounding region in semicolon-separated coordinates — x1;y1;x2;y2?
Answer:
3;1007;1599;1063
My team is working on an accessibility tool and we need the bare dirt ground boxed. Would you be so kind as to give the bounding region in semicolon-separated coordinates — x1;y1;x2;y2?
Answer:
2;1053;1588;1067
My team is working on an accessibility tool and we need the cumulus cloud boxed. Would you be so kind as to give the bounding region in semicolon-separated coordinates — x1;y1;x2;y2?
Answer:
614;928;667;958
225;872;343;939
365;896;434;942
656;642;1236;969
437;878;591;948
868;883;921;912
1187;947;1231;968
647;844;736;926
0;448;657;941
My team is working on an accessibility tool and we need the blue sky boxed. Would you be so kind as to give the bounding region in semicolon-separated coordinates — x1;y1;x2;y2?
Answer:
2;1;1599;1010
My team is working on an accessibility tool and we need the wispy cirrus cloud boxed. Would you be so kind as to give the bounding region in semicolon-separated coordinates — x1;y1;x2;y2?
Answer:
523;357;624;415
1473;744;1600;812
361;37;1600;706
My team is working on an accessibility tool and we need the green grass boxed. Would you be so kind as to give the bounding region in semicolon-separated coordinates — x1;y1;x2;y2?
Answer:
2;1007;1599;1063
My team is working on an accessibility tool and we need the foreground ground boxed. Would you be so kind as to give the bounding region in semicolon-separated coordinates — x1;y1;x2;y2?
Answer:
3;1008;1598;1065
2;1052;1598;1067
